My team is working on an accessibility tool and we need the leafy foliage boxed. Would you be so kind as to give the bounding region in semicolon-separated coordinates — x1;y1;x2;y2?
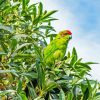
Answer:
0;0;100;100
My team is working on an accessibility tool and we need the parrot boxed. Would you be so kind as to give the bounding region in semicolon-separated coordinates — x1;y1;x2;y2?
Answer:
44;30;72;66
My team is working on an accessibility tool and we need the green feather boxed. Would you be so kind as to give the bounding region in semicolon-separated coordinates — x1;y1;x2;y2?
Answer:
44;30;71;66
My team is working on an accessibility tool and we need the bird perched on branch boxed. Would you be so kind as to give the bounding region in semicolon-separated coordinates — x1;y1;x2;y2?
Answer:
44;30;72;66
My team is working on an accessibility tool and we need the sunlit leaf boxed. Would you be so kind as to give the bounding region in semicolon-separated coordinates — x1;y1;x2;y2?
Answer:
19;93;28;100
38;2;43;16
42;10;57;20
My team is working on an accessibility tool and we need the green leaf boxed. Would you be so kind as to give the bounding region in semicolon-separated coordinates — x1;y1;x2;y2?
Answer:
59;89;65;100
81;82;87;94
39;25;54;30
13;34;28;39
26;0;30;5
69;48;78;67
0;16;2;22
0;0;5;6
21;72;38;79
92;81;98;97
76;58;82;63
72;47;78;61
14;43;31;53
33;15;41;25
45;21;51;36
10;39;17;51
56;80;67;84
38;2;43;16
29;4;37;18
76;63;91;70
28;86;37;99
47;34;57;37
0;52;7;55
42;18;58;22
1;43;8;53
43;81;57;92
72;47;77;56
67;51;71;58
85;62;99;65
67;92;73;100
13;53;35;58
86;79;93;98
93;95;100;100
83;88;89;100
22;0;26;11
36;61;45;88
70;56;76;66
19;93;28;100
32;5;37;18
0;90;16;96
73;85;79;99
0;24;13;33
17;80;22;93
0;70;18;76
42;10;57;20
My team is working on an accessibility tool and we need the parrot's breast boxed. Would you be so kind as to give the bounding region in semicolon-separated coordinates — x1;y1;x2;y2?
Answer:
44;34;70;66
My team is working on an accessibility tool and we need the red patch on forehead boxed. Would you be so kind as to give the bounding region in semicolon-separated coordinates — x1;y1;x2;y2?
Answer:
66;30;72;35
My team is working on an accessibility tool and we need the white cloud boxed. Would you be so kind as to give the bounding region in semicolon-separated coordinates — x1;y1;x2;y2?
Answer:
31;0;100;81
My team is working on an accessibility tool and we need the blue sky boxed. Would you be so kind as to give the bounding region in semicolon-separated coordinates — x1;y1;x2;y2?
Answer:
62;0;100;40
32;0;100;81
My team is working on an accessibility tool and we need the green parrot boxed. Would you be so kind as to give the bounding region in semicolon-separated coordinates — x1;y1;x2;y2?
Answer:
44;30;72;66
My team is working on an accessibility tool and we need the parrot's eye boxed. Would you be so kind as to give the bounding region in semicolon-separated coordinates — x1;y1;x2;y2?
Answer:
60;32;67;37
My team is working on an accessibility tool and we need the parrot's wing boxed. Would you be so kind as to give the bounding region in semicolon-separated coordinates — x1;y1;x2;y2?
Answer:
53;49;64;60
44;39;58;60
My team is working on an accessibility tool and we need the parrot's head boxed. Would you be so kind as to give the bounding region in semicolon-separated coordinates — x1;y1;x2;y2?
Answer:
58;30;72;40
